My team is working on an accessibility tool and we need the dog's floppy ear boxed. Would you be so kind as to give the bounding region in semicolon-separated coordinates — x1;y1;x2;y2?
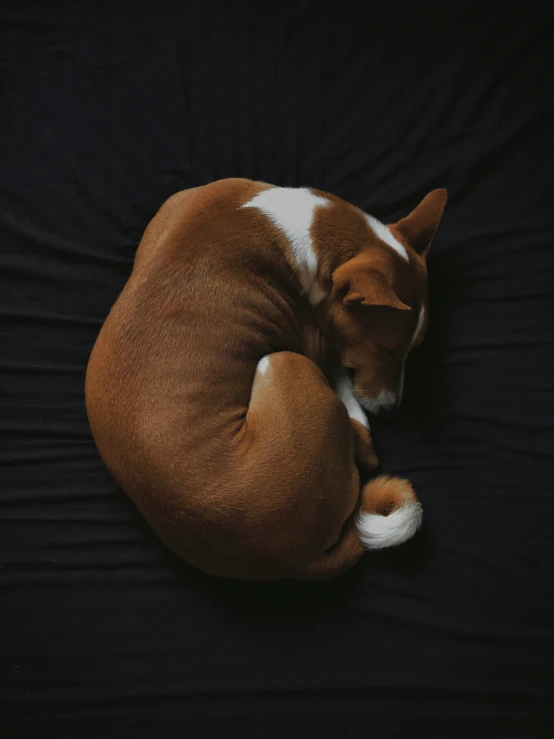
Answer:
390;188;447;258
332;257;410;311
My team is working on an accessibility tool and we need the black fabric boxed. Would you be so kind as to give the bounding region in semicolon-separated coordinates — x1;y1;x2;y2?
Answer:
2;2;554;737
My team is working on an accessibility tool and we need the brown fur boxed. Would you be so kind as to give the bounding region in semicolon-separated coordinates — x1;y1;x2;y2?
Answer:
85;178;446;580
311;192;445;405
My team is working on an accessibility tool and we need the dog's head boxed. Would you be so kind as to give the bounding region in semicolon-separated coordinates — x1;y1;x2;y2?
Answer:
320;189;447;417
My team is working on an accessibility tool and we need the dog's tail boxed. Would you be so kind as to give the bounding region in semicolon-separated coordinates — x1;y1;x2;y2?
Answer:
298;475;422;581
356;474;423;550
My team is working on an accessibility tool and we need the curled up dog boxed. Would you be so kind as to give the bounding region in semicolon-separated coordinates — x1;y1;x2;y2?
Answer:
85;178;447;581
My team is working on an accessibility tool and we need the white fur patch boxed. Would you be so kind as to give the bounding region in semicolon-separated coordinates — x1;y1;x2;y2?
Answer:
410;305;426;348
256;355;271;376
242;187;329;305
365;214;409;262
398;364;406;404
357;498;423;549
308;281;327;306
333;369;369;428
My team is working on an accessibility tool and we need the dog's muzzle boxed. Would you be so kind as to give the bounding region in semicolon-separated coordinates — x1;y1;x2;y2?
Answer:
359;390;399;418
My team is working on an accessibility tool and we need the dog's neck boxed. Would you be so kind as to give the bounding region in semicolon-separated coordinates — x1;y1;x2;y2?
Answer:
241;186;332;306
242;185;407;306
241;184;415;381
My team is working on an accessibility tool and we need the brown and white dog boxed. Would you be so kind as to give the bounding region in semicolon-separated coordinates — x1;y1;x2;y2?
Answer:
85;178;447;581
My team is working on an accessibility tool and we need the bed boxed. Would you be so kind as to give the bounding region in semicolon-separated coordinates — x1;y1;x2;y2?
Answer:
2;2;554;736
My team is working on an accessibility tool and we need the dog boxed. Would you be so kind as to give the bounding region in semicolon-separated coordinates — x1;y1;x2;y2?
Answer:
85;178;447;581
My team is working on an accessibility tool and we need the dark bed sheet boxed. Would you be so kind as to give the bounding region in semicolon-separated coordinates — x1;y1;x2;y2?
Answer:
2;2;554;737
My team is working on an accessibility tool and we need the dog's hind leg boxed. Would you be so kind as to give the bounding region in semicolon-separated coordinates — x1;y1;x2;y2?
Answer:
242;352;423;581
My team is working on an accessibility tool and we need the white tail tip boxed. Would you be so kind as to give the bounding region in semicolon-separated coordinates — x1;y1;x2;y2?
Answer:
357;499;423;550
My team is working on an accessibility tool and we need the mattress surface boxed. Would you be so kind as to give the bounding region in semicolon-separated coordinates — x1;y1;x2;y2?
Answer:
2;3;554;737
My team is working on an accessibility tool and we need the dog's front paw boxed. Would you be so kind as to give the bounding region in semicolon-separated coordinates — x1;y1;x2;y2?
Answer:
351;419;379;471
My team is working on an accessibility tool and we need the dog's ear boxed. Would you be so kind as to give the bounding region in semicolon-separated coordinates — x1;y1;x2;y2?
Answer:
390;188;447;259
332;257;410;311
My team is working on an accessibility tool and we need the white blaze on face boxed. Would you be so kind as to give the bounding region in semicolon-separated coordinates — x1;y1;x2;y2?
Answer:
364;214;409;262
241;187;329;306
398;304;426;404
410;305;427;348
357;304;427;414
